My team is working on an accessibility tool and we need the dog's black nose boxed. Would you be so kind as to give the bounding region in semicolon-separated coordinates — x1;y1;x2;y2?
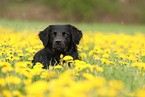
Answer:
55;40;61;45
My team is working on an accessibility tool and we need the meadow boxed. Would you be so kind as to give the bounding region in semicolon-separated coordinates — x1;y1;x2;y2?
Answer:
0;19;145;97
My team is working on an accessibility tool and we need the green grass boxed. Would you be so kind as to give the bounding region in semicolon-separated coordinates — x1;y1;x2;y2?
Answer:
0;19;145;34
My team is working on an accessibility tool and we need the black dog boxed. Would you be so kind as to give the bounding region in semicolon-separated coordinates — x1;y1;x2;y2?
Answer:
32;24;82;68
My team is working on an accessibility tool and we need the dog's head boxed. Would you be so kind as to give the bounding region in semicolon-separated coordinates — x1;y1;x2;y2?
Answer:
39;24;82;52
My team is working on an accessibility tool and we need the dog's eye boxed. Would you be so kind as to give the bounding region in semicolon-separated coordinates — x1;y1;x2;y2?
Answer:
51;32;57;37
64;34;68;37
63;32;68;37
51;34;55;37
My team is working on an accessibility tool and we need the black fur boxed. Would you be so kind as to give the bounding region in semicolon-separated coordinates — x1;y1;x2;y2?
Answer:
32;24;82;68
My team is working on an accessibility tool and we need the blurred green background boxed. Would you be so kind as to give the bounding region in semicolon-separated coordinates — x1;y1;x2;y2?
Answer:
0;0;145;24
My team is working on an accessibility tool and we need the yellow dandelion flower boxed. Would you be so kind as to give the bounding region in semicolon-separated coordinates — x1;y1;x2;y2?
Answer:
12;56;20;61
40;71;49;79
96;66;104;72
92;76;106;87
2;66;14;73
93;55;100;61
102;53;111;58
136;89;145;97
33;62;44;68
0;62;11;67
5;76;21;84
24;79;32;85
23;71;33;78
15;61;27;68
0;78;6;87
26;81;49;95
101;58;110;65
54;65;62;69
18;53;24;57
63;55;73;61
82;73;95;81
12;90;21;97
131;62;145;69
2;89;12;97
109;61;116;66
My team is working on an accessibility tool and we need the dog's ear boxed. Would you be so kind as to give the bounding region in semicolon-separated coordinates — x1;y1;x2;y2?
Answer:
39;26;51;47
70;25;82;44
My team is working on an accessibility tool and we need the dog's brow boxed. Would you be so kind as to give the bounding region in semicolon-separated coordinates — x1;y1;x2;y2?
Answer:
51;30;58;32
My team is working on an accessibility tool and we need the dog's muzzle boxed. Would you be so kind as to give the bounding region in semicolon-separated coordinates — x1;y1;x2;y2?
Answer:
52;39;66;52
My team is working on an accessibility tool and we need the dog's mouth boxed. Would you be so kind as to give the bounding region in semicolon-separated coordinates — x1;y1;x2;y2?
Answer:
52;44;67;52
